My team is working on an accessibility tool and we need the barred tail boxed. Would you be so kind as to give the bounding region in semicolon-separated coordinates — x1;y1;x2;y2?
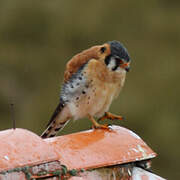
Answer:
41;119;70;138
41;101;70;138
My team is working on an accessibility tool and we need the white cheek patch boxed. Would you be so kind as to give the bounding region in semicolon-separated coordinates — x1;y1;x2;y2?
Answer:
107;58;116;70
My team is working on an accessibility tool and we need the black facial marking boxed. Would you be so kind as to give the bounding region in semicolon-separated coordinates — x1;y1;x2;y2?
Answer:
79;77;82;80
82;90;86;94
104;55;111;66
76;97;79;100
100;46;106;53
76;83;79;86
104;55;120;71
112;59;120;71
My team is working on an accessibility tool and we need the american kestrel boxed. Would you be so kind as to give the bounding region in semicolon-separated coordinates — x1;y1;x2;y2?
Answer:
41;41;131;138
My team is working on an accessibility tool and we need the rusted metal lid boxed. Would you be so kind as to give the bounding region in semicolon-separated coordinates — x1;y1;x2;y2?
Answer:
0;128;58;171
46;125;157;170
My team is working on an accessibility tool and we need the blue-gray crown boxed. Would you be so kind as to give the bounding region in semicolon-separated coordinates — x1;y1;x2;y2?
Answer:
108;40;131;62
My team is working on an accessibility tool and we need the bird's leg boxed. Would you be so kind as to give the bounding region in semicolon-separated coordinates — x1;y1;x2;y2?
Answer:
87;114;109;129
98;112;124;122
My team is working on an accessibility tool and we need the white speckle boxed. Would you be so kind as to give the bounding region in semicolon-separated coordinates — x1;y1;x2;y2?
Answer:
4;155;9;161
131;148;139;153
122;156;126;161
109;125;121;130
137;145;147;158
129;130;141;140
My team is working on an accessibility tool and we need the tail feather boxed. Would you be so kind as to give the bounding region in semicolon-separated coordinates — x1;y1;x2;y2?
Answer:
41;119;70;138
41;101;70;139
46;100;65;127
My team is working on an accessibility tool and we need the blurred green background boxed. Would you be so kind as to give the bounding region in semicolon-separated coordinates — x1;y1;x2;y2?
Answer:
0;0;179;179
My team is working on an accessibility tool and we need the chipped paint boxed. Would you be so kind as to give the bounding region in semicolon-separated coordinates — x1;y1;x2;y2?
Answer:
131;148;139;153
137;145;148;158
4;156;9;161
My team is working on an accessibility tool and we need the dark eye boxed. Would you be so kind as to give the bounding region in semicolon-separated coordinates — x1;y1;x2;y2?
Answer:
100;46;106;53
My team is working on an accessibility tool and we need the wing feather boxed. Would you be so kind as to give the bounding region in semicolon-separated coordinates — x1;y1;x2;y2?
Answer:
64;44;110;82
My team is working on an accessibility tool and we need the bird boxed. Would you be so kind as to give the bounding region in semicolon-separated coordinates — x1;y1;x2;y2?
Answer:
41;40;131;138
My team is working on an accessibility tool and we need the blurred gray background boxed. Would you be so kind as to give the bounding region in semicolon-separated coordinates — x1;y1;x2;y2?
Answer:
0;0;179;179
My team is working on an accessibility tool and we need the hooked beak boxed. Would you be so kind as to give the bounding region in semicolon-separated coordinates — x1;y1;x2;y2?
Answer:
120;62;130;72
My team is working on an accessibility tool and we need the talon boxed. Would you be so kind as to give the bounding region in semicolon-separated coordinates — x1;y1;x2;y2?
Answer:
111;115;124;121
92;124;110;130
98;112;124;122
88;114;112;130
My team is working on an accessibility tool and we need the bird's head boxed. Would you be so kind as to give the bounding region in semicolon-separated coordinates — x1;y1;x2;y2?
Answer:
99;40;131;73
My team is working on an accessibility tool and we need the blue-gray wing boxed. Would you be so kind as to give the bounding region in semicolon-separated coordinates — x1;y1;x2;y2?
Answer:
60;61;89;103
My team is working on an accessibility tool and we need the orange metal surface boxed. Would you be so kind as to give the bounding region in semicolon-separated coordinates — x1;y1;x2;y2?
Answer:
0;128;58;172
0;126;163;180
46;125;157;170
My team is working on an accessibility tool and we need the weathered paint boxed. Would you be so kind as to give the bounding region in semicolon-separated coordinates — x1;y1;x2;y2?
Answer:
0;126;165;180
0;128;58;171
0;171;26;180
46;125;156;170
0;161;65;180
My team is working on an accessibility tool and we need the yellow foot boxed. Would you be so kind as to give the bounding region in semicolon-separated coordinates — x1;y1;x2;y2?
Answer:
92;123;110;130
98;112;124;122
87;114;111;130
